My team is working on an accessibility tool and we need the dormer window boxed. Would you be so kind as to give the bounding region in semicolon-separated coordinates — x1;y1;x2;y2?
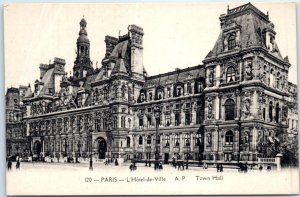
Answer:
228;33;236;50
167;87;171;97
187;82;192;94
140;92;145;102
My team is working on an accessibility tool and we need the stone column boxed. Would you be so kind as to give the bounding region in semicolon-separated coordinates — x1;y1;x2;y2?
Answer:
170;111;175;127
180;108;184;126
215;64;221;87
252;90;259;119
215;96;220;120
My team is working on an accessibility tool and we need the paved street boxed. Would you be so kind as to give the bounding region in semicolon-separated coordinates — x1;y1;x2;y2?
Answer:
6;161;299;195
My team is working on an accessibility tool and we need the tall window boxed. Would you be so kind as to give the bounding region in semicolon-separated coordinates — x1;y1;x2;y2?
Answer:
165;116;171;127
195;133;202;146
164;135;170;147
174;134;180;147
147;135;151;146
225;130;233;145
185;112;191;125
126;137;130;147
269;101;273;122
228;34;236;50
156;135;160;144
187;83;192;94
139;118;143;128
121;116;125;128
275;103;280;123
147;116;152;128
196;110;202;124
167;87;171;97
175;113;180;126
225;99;235;120
184;134;191;146
226;67;236;83
113;116;117;128
139;136;143;145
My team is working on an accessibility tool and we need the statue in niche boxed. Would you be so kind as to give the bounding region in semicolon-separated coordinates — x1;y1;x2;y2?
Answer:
245;60;253;79
243;99;250;118
207;101;213;119
206;133;212;145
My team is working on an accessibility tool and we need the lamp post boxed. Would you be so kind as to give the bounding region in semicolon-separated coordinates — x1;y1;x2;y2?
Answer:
89;129;93;170
154;106;161;170
186;140;190;169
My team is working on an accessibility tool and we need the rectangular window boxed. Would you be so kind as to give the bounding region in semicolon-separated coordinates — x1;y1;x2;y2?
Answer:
121;116;125;128
175;114;180;126
165;116;171;127
147;117;152;128
196;110;202;124
139;118;143;128
185;112;191;125
113;117;117;128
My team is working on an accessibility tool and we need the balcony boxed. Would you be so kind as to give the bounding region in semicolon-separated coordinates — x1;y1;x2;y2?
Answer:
223;144;233;152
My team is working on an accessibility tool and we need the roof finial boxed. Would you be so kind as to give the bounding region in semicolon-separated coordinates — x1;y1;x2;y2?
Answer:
119;30;121;37
267;11;269;17
227;5;229;11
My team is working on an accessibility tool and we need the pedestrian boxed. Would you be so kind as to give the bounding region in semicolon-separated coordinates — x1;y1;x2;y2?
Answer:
7;161;12;171
220;164;223;172
216;164;220;172
174;162;177;169
177;162;180;171
267;164;271;171
259;165;263;171
115;159;118;166
145;160;148;166
182;162;185;171
16;159;20;170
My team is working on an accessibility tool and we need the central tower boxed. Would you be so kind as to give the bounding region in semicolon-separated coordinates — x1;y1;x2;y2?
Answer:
73;17;93;79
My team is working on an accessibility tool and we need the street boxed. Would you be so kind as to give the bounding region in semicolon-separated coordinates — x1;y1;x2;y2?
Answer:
6;161;299;195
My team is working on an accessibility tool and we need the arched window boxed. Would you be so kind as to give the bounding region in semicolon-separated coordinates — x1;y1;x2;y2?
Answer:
225;99;235;120
185;134;191;146
228;34;236;50
147;135;151;145
225;130;234;145
275;103;280;123
195;133;202;146
269;101;273;122
126;136;130;147
164;135;170;147
138;136;143;145
226;67;236;83
174;134;180;147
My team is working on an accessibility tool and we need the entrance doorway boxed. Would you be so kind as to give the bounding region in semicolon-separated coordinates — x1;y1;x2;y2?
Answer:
97;138;107;159
33;141;42;156
164;153;169;164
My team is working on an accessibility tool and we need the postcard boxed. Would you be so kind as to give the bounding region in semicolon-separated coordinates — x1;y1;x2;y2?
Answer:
5;2;298;195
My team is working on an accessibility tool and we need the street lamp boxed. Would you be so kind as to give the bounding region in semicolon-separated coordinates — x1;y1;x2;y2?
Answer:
89;129;93;170
186;137;190;169
154;105;161;170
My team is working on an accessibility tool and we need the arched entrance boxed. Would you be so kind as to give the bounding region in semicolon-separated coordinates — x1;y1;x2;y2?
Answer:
33;141;42;156
96;138;107;159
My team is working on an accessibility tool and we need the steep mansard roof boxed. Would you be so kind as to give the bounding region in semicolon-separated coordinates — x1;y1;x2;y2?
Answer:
143;65;205;88
206;3;282;60
39;68;55;96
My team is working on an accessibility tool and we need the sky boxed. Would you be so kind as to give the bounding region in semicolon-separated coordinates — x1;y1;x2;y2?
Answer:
4;2;297;89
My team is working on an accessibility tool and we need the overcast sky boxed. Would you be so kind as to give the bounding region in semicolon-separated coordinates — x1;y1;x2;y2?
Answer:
4;3;297;89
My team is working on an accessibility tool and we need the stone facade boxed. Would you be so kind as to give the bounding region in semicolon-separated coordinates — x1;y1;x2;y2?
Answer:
6;3;297;164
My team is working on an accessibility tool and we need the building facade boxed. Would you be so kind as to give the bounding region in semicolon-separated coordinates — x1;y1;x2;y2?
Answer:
6;3;297;165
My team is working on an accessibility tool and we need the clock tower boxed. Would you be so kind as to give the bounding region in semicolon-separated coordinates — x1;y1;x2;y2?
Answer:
73;17;93;80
